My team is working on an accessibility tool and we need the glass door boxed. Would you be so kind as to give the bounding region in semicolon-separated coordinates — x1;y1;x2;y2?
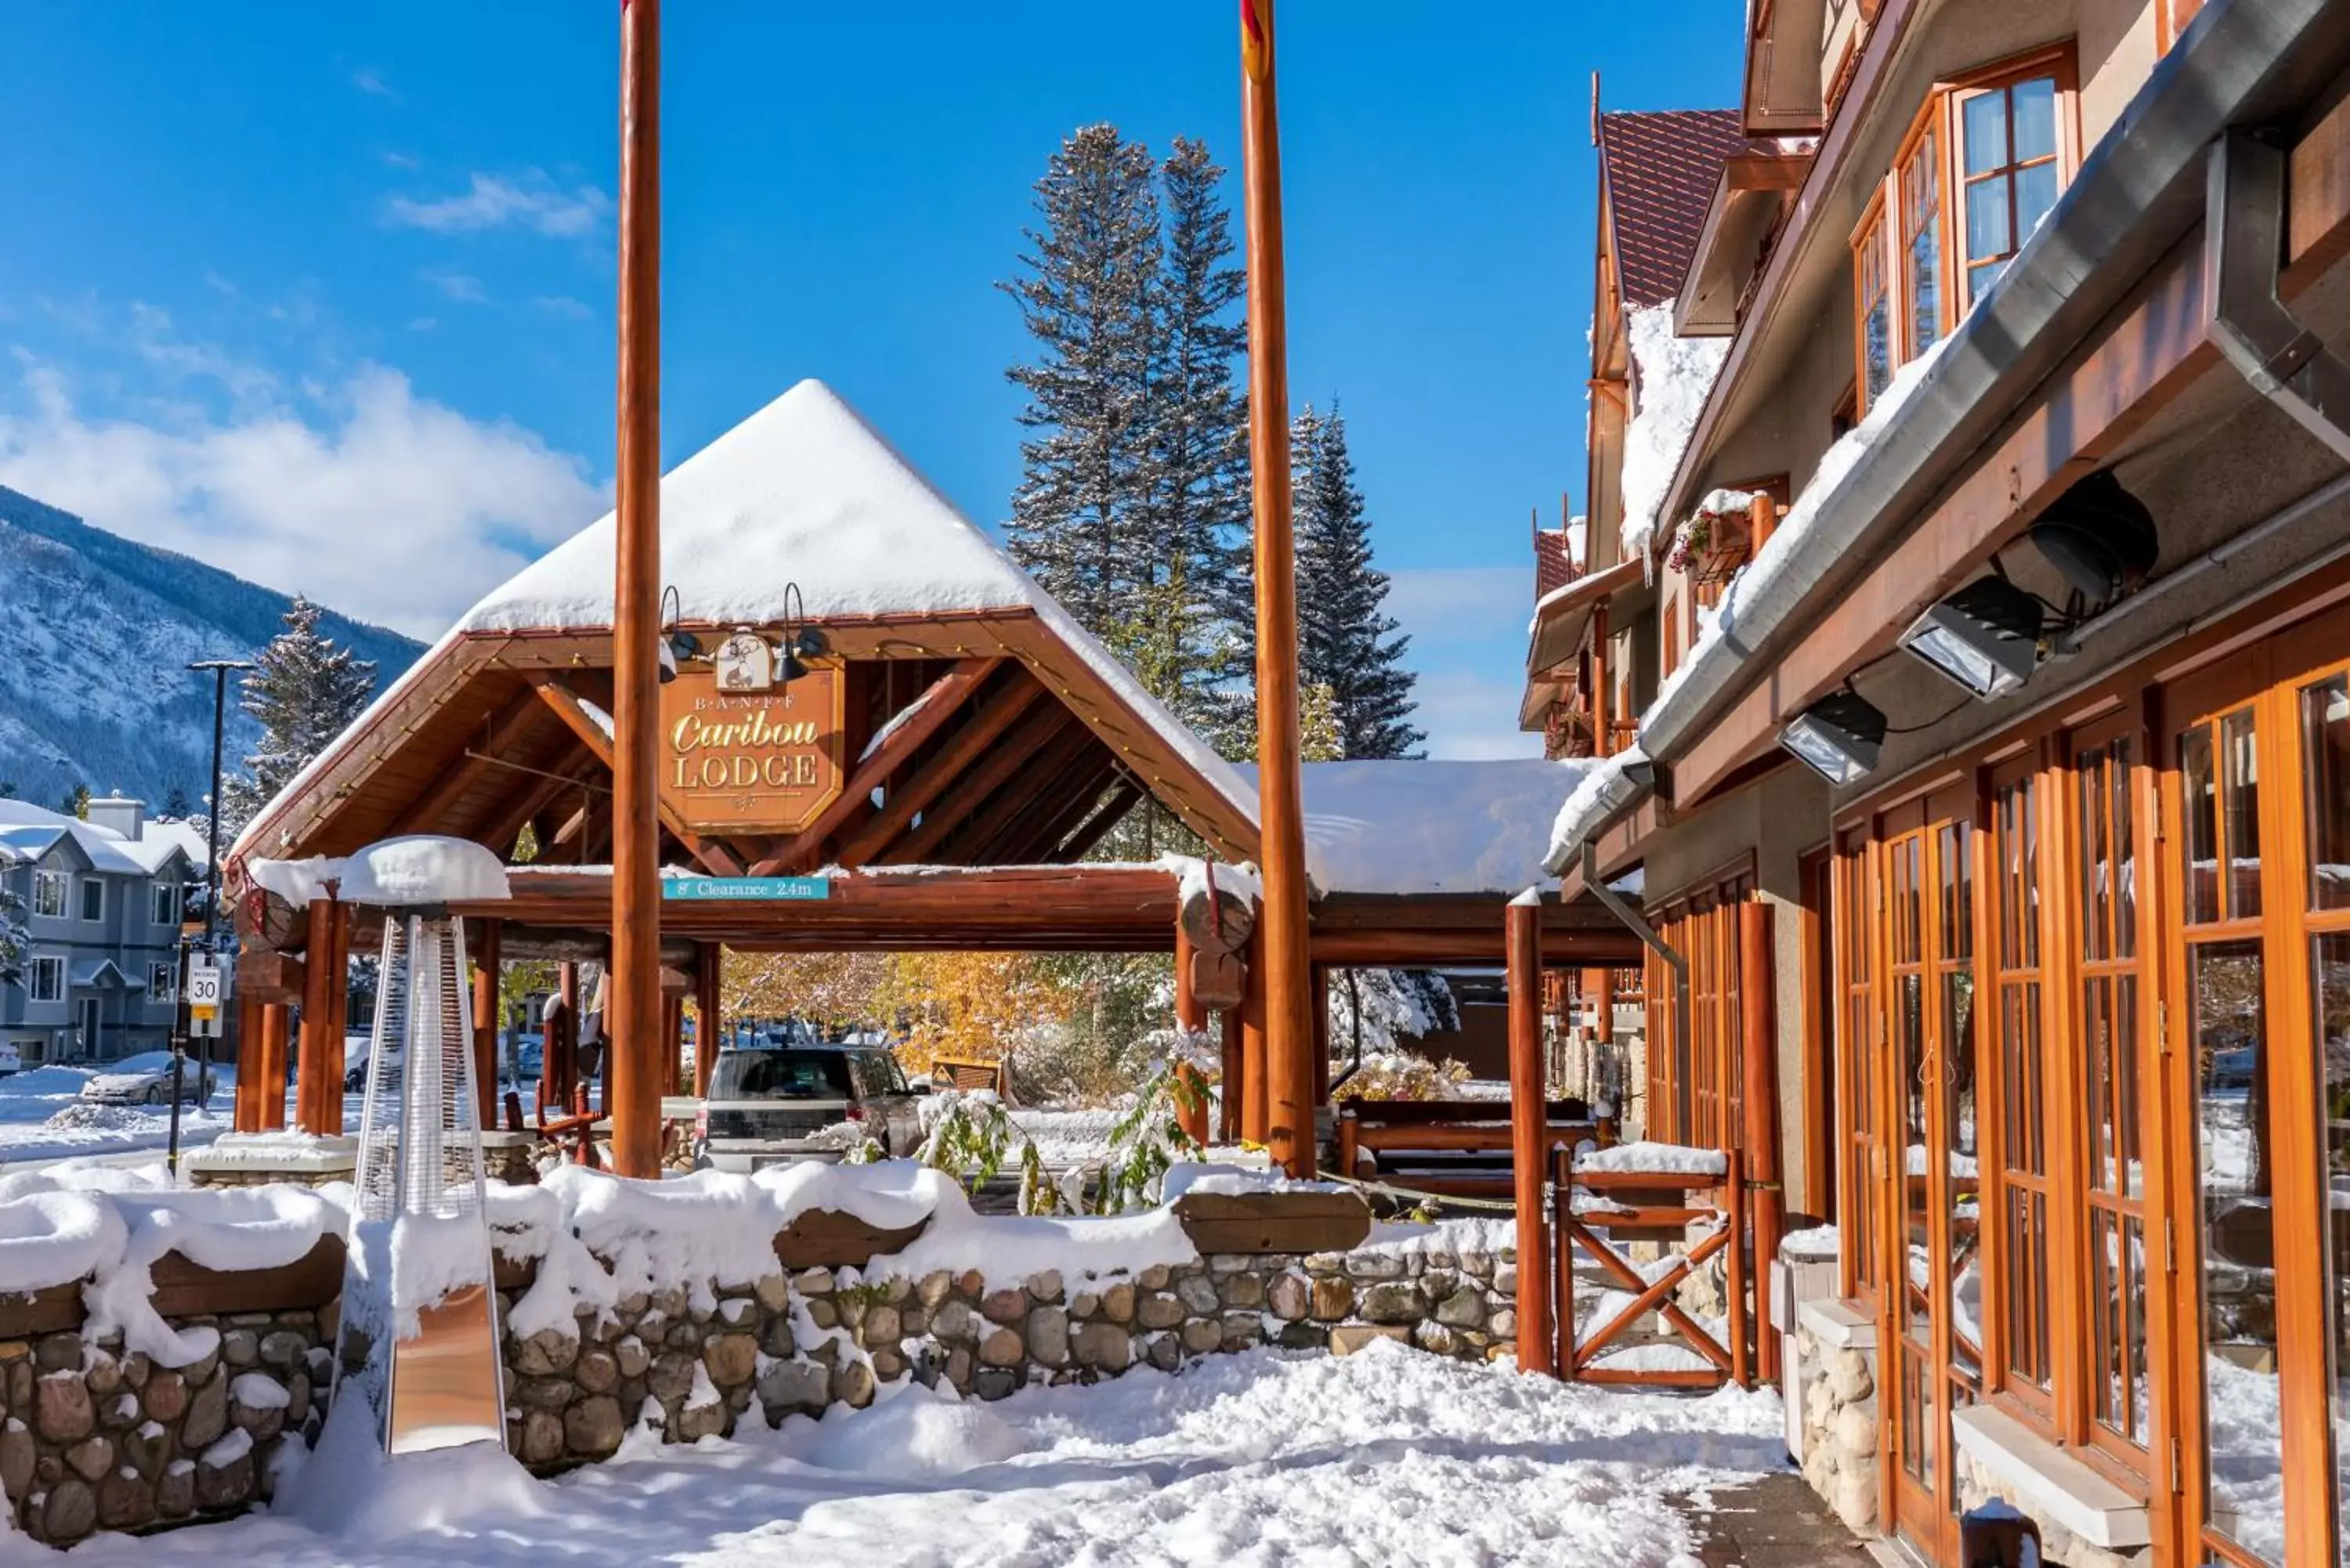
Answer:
1883;790;1981;1562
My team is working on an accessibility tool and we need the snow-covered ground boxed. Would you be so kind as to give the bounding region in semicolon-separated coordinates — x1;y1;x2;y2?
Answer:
27;1339;1786;1568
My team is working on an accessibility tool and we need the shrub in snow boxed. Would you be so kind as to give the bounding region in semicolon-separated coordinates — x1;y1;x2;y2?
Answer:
916;1089;1025;1192
1331;1049;1472;1104
1093;1061;1206;1214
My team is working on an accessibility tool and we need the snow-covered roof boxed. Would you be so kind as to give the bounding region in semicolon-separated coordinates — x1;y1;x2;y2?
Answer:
1238;758;1597;897
0;798;191;878
282;379;1252;843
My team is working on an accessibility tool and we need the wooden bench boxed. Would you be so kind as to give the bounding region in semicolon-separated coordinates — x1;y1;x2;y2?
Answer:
1335;1097;1610;1198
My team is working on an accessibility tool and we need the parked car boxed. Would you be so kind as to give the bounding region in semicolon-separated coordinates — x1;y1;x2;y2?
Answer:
343;1033;377;1093
0;1042;21;1078
693;1044;924;1172
81;1052;218;1106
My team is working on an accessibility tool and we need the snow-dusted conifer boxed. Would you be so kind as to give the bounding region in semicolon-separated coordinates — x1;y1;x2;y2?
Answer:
220;596;377;832
0;888;26;985
1001;125;1162;633
1293;403;1423;760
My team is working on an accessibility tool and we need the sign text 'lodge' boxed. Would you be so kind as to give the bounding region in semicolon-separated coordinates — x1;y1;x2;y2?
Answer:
656;663;847;834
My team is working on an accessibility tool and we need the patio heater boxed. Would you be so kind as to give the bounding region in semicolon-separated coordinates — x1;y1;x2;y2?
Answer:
327;846;509;1458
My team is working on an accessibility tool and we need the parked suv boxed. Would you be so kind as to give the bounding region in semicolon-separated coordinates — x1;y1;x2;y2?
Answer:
693;1044;922;1172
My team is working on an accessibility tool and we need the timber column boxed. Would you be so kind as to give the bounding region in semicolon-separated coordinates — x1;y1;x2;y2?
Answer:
1506;890;1555;1375
1238;0;1316;1178
296;898;334;1133
609;0;664;1178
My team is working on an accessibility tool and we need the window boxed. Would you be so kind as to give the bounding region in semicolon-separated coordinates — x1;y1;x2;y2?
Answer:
1848;45;2075;413
150;882;178;927
1899;123;1945;357
27;957;63;1003
1990;766;2053;1401
30;871;66;919
147;962;175;1002
78;878;103;923
2295;674;2350;1564
1956;70;2063;308
1853;203;1895;409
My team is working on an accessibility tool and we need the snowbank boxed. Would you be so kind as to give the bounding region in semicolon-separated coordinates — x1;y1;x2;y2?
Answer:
1574;1141;1728;1176
1619;304;1732;564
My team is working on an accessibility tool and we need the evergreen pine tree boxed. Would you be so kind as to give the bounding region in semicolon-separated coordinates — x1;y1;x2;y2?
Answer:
1144;137;1253;749
1000;125;1162;633
60;783;90;819
219;596;378;833
1292;403;1424;759
0;889;23;985
161;784;193;819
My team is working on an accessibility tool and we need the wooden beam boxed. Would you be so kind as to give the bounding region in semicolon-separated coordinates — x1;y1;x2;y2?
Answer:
529;674;744;876
1309;928;1645;965
749;657;1002;874
836;676;1048;864
948;724;1101;863
887;706;1074;863
693;943;721;1097
387;685;544;836
1053;775;1144;863
472;916;503;1131
296;898;334;1134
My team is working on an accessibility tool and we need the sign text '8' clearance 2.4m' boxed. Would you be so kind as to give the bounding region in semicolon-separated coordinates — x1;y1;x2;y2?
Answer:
656;664;846;834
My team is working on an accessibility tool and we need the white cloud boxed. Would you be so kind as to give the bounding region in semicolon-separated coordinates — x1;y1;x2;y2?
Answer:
1383;565;1542;760
530;294;594;320
421;270;489;304
385;171;610;238
352;67;397;99
0;359;604;638
381;150;422;171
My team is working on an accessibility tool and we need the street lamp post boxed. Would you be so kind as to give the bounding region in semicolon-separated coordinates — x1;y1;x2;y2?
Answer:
172;659;253;1175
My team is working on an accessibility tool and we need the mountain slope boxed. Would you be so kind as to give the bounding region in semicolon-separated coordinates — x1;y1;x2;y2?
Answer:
0;485;422;811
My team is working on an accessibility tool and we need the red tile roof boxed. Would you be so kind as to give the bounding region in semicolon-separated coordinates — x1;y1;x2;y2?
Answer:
1600;110;1752;308
1534;528;1578;598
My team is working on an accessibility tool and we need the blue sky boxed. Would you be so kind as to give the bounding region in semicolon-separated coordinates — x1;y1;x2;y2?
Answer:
0;2;1739;759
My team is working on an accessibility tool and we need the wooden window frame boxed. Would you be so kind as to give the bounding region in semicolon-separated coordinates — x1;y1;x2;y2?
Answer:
2159;0;2208;52
1800;844;1839;1227
1847;42;2081;417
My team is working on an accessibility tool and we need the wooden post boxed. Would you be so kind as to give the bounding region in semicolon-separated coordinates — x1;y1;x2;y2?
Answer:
1238;0;1315;1180
1173;926;1209;1146
1239;927;1270;1147
320;900;351;1136
1738;898;1784;1382
1726;1148;1751;1389
609;0;664;1180
1748;491;1777;553
663;992;685;1097
1310;963;1332;1105
233;989;266;1132
472;917;502;1132
693;944;721;1099
1553;1144;1578;1375
296;899;333;1133
1218;1006;1245;1143
1506;890;1556;1375
548;961;580;1119
256;1002;290;1133
1590;598;1611;757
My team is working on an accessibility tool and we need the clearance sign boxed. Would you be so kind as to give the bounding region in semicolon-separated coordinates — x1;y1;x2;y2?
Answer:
656;666;847;834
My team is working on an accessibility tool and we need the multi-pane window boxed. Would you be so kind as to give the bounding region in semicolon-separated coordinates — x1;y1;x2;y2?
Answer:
150;882;177;927
147;962;175;1001
27;957;63;1003
1991;769;2052;1398
2077;733;2150;1451
30;871;66;919
1900;125;1944;358
1957;74;2062;306
1855;208;1894;410
1848;48;2073;413
2295;673;2350;1560
2181;702;2285;1566
1839;836;1882;1302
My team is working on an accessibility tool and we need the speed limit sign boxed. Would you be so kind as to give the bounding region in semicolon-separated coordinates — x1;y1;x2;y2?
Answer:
186;957;223;1038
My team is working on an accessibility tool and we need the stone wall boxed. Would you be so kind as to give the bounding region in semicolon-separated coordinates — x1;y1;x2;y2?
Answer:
0;1306;330;1547
497;1242;1521;1470
1793;1317;1878;1535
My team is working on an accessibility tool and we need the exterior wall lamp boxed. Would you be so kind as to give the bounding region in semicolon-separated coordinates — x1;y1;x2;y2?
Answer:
658;585;698;685
1899;576;2047;700
776;582;826;685
1778;689;1887;786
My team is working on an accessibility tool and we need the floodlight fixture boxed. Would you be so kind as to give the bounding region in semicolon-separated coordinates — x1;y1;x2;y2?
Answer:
1779;690;1888;786
1899;577;2046;700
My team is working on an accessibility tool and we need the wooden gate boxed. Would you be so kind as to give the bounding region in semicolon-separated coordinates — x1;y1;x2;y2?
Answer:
1549;1143;1751;1388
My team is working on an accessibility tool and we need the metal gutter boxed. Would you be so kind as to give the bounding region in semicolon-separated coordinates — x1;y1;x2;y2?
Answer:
1636;0;2350;775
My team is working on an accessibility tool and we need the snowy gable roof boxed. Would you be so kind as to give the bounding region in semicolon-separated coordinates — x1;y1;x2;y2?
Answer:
0;800;171;879
453;379;1257;830
1238;758;1596;897
459;381;1041;634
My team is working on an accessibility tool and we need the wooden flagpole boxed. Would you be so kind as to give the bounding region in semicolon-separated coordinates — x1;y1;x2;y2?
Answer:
610;0;664;1179
1239;0;1316;1178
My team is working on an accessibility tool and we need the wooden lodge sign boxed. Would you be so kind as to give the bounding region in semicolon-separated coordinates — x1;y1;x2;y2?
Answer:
658;665;846;833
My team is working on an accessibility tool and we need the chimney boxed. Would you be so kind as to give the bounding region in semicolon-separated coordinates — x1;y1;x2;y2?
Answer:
85;797;146;842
